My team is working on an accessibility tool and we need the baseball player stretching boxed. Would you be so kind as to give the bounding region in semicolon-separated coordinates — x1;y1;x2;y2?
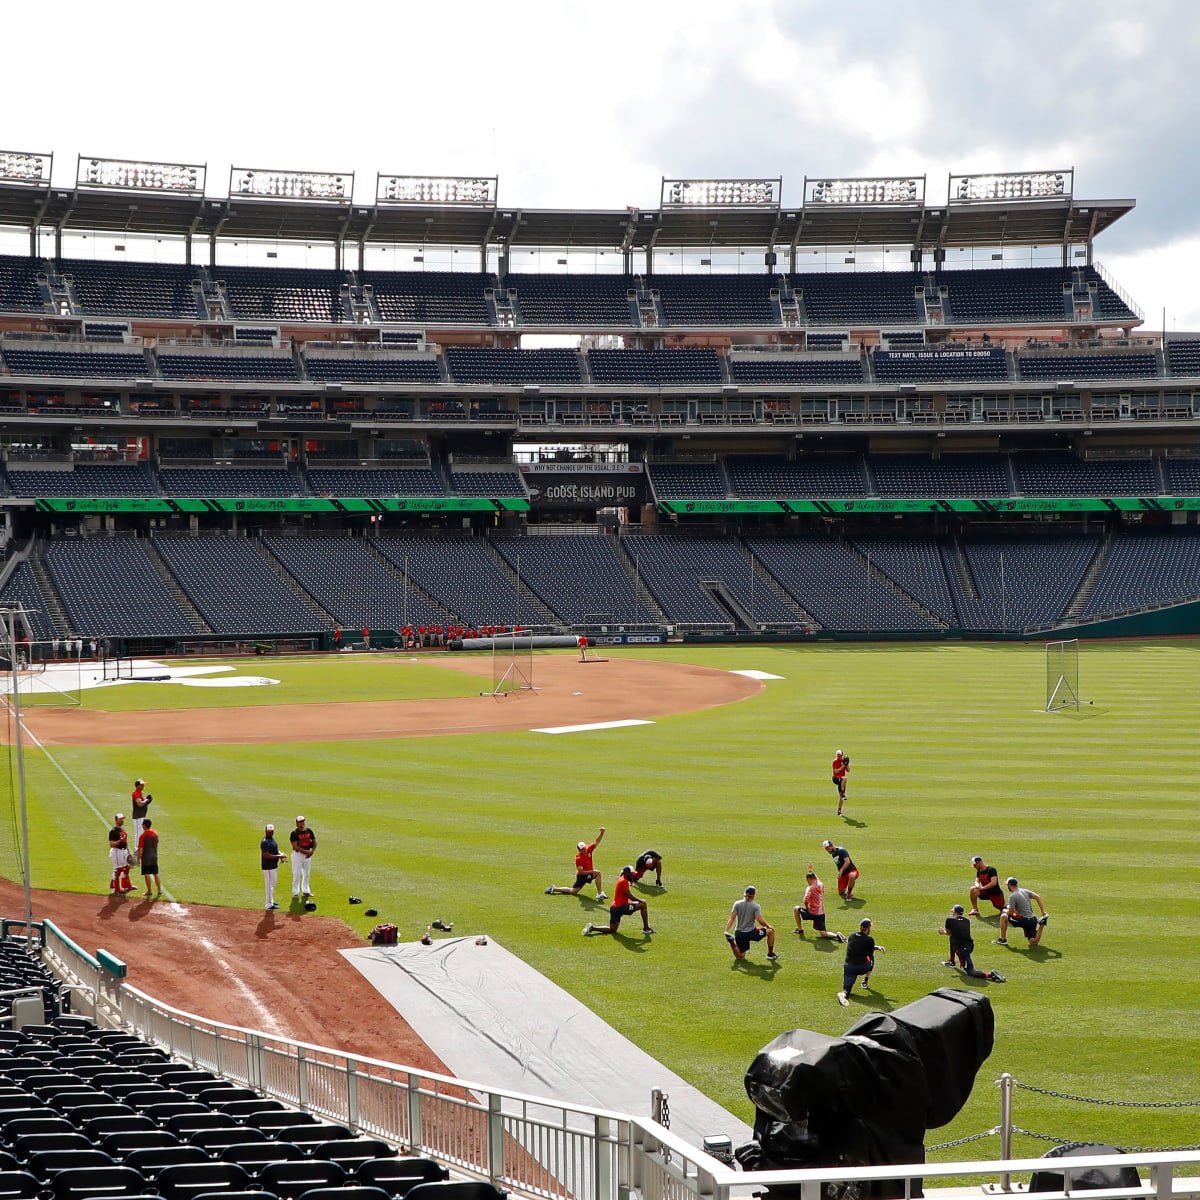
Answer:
290;815;317;901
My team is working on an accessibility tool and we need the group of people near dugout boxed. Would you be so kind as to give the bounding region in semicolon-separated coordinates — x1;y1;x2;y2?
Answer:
549;750;1051;1004
106;779;160;897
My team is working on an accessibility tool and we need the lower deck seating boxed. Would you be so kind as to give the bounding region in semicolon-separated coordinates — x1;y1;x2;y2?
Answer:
43;539;196;638
152;535;323;635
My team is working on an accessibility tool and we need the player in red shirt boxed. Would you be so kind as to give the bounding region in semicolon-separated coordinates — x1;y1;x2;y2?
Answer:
831;749;850;816
583;866;654;937
545;827;607;899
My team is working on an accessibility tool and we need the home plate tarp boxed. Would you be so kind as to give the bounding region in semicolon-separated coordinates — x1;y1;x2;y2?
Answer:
342;936;752;1151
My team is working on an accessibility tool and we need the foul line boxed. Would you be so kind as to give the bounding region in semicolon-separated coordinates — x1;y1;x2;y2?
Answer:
8;702;299;1035
2;700;180;908
532;719;654;735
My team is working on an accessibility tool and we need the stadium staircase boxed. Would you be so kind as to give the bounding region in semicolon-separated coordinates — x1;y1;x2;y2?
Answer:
776;279;804;327
745;549;816;627
482;542;558;625
142;541;211;634
944;536;978;605
29;545;71;636
1063;530;1115;620
253;538;338;626
612;543;669;624
362;540;457;623
846;541;949;629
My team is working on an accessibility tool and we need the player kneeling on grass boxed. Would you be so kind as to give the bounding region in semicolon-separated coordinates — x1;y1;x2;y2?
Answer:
993;877;1049;947
725;886;778;962
793;865;846;943
584;865;653;936
838;917;884;1005
939;904;1005;982
547;827;607;900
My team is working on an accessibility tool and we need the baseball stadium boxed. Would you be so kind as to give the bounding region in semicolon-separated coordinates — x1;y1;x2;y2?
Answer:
0;151;1196;1200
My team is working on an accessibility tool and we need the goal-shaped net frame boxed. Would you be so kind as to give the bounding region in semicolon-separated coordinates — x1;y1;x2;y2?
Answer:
1045;638;1081;712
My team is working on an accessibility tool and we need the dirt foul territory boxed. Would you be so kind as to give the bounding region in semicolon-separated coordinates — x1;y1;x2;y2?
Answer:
1;654;762;1070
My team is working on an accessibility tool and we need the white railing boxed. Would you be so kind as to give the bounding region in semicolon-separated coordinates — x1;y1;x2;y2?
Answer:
32;920;1200;1200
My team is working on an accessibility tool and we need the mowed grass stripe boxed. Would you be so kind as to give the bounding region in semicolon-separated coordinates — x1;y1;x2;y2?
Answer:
7;642;1200;1155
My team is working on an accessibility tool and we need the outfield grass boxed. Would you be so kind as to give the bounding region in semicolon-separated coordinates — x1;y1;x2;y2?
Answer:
8;641;1200;1155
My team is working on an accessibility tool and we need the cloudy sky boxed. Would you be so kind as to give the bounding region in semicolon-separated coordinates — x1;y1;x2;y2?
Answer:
6;0;1199;326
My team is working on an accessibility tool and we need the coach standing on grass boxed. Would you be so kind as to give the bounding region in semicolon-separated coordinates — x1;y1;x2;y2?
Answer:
262;823;286;911
131;779;152;846
290;816;317;902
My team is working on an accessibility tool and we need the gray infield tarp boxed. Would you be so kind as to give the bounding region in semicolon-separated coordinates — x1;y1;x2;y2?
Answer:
341;935;752;1150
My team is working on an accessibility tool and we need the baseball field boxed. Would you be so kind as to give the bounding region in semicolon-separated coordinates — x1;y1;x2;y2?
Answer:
2;640;1198;1155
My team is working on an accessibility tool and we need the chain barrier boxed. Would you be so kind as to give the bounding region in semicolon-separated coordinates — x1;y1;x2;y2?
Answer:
927;1128;999;1153
1012;1081;1200;1109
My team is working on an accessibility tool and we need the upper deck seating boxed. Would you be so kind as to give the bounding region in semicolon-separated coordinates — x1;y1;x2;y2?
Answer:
158;469;303;498
506;274;633;326
1013;453;1159;496
211;266;346;323
648;274;780;326
447;468;525;497
646;463;726;500
793;271;920;326
305;468;444;496
364;272;491;325
871;453;1011;497
727;454;867;498
0;255;47;313
6;466;158;498
1165;339;1200;376
57;259;198;319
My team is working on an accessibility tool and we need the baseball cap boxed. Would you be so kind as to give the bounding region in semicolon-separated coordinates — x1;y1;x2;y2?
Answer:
621;865;635;876
1006;876;1019;886
860;918;873;928
952;904;965;915
971;856;984;865
296;815;305;822
265;823;275;832
822;839;834;849
835;749;842;757
745;885;756;894
577;842;587;851
115;813;125;820
135;778;145;786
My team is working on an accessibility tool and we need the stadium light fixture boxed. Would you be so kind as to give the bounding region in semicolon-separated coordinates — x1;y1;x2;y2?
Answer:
0;150;51;185
949;169;1072;203
804;175;924;205
78;155;204;194
661;178;781;208
231;167;352;202
377;174;497;205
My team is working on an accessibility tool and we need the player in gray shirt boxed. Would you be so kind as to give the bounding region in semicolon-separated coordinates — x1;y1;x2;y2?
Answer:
724;886;778;963
993;877;1049;946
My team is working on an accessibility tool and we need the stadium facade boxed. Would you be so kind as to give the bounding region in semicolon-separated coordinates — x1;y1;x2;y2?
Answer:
1;156;1199;648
